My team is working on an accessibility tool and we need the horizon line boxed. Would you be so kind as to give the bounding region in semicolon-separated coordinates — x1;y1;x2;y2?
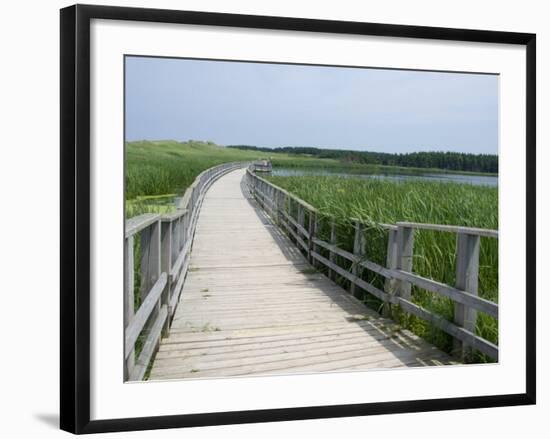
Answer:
125;138;499;156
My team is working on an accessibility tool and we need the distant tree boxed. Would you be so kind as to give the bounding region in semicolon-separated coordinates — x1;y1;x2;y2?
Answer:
226;145;497;173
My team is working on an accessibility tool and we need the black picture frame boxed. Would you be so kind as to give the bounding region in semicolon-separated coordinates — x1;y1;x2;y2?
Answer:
60;4;536;434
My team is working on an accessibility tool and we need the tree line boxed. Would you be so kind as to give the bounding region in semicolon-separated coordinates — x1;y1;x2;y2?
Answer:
227;145;498;173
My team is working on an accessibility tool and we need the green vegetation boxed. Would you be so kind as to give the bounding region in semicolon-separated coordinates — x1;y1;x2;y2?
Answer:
126;140;348;217
229;145;498;174
126;140;496;218
125;140;269;217
125;139;499;364
267;175;498;362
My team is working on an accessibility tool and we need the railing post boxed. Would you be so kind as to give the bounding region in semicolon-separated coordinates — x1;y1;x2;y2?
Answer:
275;189;282;224
140;220;162;348
284;194;289;224
252;175;258;201
160;220;173;326
383;228;398;317
177;214;184;254
308;210;318;265
297;204;305;243
263;181;269;211
350;222;366;297
396;224;415;301
171;217;179;265
453;232;480;360
184;207;190;244
124;235;135;380
329;219;337;281
270;185;275;215
140;221;161;301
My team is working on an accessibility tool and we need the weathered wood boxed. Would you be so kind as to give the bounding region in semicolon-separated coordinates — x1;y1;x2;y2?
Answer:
350;222;366;297
314;238;388;280
140;221;161;302
313;237;355;263
307;212;318;266
396;297;497;360
297;204;305;235
246;170;499;362
125;272;168;356
160;221;172;309
131;164;499;380
396;225;414;301
328;220;338;281
183;205;190;244
149;170;454;380
397;221;498;238
391;268;497;318
125;213;160;238
161;321;377;345
129;305;168;382
153;336;440;373
453;233;481;359
169;216;180;263
169;255;189;314
281;209;308;237
383;228;398;317
123;161;249;372
161;208;188;222
311;250;389;302
124;236;135;380
124;236;135;328
312;235;497;318
170;239;191;279
280;215;309;251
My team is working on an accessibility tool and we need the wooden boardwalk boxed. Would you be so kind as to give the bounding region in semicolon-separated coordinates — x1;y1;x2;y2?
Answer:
149;169;455;380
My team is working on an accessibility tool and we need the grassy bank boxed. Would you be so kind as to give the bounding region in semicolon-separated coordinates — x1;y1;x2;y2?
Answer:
126;141;259;193
267;175;498;362
125;140;351;217
125;140;271;217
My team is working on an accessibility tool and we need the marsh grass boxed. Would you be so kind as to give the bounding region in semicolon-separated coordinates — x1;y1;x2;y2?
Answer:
126;140;354;218
125;140;488;217
268;175;498;362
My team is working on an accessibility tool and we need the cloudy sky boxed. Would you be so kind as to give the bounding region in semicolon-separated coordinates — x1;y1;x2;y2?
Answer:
125;56;498;154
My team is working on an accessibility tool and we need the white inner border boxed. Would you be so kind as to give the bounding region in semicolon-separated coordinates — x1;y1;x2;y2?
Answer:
90;19;526;420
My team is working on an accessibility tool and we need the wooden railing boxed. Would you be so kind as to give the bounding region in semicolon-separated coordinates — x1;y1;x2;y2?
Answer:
124;161;249;381
246;167;499;361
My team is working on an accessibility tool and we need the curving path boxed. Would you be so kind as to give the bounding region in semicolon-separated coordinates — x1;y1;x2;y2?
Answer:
149;169;454;380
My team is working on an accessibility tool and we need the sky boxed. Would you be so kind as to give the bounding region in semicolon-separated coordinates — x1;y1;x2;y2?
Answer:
125;56;498;155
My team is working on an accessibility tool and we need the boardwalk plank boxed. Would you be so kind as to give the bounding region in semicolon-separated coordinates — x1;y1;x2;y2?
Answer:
149;169;455;381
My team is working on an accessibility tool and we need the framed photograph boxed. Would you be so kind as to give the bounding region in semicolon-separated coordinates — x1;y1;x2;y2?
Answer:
60;4;536;434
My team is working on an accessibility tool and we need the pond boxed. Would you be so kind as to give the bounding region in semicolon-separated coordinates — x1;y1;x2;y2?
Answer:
271;167;498;187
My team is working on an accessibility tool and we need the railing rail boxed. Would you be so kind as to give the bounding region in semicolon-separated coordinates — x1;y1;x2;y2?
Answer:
246;166;499;361
124;161;249;381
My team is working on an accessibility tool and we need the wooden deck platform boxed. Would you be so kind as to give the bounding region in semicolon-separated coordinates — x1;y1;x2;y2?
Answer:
149;169;455;380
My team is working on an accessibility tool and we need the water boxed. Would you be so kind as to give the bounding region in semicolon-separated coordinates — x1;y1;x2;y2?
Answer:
271;167;498;187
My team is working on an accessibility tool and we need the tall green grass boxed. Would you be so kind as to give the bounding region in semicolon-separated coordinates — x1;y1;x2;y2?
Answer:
267;175;498;362
126;140;489;218
126;141;263;195
125;140;356;217
125;140;273;217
